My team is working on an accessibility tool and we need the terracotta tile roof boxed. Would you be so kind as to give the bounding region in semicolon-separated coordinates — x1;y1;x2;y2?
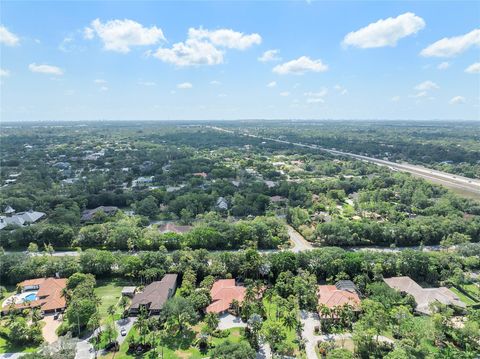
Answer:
317;285;361;311
158;223;193;234
206;279;246;314
10;278;66;313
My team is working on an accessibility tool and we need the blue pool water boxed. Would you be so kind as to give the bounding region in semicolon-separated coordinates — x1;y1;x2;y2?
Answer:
24;293;37;302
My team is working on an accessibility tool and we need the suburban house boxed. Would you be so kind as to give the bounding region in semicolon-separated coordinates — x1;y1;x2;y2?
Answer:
317;280;361;317
383;276;466;315
0;207;46;230
216;197;228;211
81;206;119;222
2;278;67;314
121;286;137;298
158;222;193;234
129;274;178;315
206;279;246;314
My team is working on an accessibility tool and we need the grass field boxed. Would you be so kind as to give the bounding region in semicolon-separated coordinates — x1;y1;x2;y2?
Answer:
102;326;247;359
95;279;132;323
450;287;477;306
0;320;39;354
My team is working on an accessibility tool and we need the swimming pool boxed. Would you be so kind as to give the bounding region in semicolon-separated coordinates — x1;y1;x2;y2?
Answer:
24;293;37;302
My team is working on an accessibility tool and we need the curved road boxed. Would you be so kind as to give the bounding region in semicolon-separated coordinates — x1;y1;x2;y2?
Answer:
208;126;480;200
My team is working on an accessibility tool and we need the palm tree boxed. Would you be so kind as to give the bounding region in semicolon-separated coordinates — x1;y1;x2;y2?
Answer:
119;295;129;315
107;304;116;324
230;299;241;317
318;304;331;332
134;307;149;346
282;310;298;332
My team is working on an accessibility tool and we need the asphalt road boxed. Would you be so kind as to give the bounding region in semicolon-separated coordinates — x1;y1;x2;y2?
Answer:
287;225;313;252
208;126;480;200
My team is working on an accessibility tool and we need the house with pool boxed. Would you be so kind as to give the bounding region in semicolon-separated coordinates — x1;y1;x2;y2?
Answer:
1;277;67;315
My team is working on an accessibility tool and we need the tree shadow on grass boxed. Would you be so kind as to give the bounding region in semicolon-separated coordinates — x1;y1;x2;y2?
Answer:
162;329;196;351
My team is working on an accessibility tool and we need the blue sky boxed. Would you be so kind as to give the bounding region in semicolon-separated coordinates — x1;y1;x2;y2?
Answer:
1;1;479;122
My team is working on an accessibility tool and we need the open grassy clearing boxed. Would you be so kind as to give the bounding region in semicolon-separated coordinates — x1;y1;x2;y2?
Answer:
101;326;247;359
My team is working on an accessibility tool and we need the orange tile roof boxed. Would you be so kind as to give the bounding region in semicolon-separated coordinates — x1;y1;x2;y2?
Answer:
11;278;66;313
206;279;246;314
317;285;360;311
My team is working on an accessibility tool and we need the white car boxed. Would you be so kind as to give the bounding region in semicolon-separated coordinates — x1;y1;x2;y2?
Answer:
120;328;127;336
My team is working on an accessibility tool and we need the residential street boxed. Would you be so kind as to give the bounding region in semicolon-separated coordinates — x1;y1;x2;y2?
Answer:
287;225;313;252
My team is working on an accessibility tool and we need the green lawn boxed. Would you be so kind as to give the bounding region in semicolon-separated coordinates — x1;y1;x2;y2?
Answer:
0;324;38;354
450;287;477;306
460;284;480;301
95;280;132;323
102;326;247;359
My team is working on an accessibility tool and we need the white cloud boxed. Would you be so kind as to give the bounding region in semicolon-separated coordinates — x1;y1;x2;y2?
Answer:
28;63;64;75
414;80;439;91
0;68;10;77
154;27;260;66
218;93;227;97
84;18;165;53
414;91;428;98
279;91;290;97
210;80;221;85
188;28;261;50
334;84;348;95
138;81;156;86
391;96;400;102
94;79;107;84
437;61;450;70
99;86;108;92
437;62;450;70
0;26;20;46
267;81;277;88
449;96;466;105
465;62;480;74
258;49;281;62
273;56;328;75
343;12;425;48
177;82;193;89
304;89;327;103
155;38;224;66
420;28;480;57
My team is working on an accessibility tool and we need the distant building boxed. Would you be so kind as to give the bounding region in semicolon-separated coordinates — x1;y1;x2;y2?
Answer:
383;276;466;315
81;206;118;222
216;197;228;211
193;172;208;178
317;280;361;316
129;274;178;315
121;286;137;298
132;176;154;187
270;195;287;203
158;222;193;234
0;207;46;230
206;279;246;314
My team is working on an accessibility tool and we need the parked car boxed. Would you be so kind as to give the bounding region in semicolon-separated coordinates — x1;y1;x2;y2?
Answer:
120;328;127;336
53;313;60;320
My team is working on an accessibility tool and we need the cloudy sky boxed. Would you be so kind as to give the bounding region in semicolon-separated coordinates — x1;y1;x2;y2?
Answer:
1;1;479;122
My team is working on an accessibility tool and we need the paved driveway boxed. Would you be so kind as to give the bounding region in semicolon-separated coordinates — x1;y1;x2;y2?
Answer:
115;317;137;345
217;313;246;330
300;310;321;359
0;354;25;359
42;314;61;344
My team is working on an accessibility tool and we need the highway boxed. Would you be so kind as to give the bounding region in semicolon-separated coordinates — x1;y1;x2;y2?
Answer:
208;126;480;200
